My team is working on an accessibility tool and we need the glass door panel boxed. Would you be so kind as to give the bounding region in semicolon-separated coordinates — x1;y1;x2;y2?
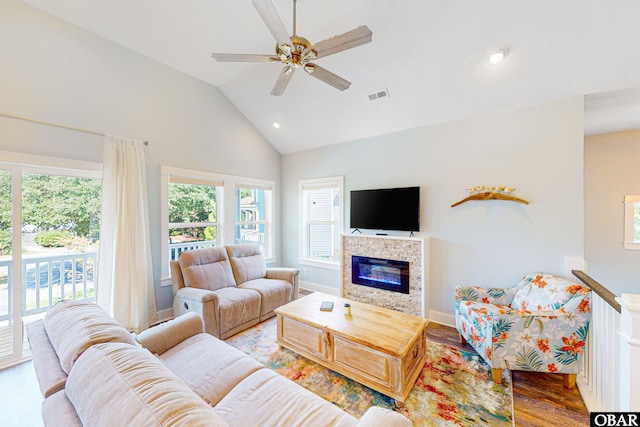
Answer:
20;172;101;336
0;169;16;363
0;166;101;368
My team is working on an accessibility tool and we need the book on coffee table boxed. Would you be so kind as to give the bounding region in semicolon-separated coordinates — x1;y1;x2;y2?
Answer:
319;301;334;311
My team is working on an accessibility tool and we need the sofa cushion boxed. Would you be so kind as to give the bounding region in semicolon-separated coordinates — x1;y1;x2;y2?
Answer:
511;273;585;311
179;247;237;291
66;342;227;427
159;333;264;405
239;278;292;317
215;287;262;337
42;389;82;427
43;300;136;374
26;320;67;398
226;244;267;284
214;368;358;427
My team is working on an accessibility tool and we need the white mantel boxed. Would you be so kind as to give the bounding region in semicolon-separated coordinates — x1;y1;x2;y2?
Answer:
341;234;430;318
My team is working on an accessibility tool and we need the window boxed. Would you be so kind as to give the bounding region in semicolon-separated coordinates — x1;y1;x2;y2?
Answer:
624;195;640;250
161;166;275;286
299;176;344;267
168;177;220;260
235;186;273;256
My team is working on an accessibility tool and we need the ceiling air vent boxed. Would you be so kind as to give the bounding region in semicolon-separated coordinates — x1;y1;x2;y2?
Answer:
368;88;390;101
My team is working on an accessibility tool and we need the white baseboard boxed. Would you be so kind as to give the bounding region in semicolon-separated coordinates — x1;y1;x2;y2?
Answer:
576;375;597;413
428;310;455;328
300;281;341;296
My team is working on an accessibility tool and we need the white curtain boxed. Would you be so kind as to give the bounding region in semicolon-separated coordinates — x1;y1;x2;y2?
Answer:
97;135;157;333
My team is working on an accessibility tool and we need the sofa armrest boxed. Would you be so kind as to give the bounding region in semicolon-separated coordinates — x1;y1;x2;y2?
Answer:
175;286;220;303
266;268;300;299
455;285;517;306
356;407;412;427
42;389;82;427
27;319;67;398
173;287;221;337
136;312;204;355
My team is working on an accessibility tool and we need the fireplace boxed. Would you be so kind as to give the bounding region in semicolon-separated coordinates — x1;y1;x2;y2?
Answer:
351;256;410;294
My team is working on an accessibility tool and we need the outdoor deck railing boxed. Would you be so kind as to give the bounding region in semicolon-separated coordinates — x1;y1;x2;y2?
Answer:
1;237;264;321
168;233;265;263
0;252;97;321
169;240;216;261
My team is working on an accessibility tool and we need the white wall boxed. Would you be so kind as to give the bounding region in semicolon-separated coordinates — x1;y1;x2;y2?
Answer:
282;97;585;317
0;0;281;311
585;129;640;295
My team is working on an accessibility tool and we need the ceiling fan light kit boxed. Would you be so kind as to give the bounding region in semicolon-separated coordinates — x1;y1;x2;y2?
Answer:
211;0;372;96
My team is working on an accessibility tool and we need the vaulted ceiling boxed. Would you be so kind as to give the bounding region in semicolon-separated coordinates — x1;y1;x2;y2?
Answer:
19;0;640;154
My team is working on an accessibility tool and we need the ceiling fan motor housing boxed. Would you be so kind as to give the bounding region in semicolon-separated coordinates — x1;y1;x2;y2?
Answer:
275;35;316;68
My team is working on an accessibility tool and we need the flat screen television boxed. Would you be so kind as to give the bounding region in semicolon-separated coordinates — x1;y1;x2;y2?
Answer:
350;186;420;232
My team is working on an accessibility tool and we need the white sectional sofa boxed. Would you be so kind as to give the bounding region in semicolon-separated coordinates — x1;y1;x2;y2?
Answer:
28;299;412;426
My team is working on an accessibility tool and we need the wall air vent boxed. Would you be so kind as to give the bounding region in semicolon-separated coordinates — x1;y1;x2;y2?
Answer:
367;88;390;101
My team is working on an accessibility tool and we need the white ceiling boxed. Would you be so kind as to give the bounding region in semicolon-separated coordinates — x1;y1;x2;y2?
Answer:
19;0;640;154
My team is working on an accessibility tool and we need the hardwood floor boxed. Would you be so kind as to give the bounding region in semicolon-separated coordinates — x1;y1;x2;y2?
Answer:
426;322;590;427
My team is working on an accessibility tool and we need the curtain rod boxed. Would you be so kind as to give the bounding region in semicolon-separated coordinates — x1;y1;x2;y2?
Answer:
0;112;149;146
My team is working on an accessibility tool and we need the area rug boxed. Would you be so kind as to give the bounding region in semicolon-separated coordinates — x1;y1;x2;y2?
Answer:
225;318;514;427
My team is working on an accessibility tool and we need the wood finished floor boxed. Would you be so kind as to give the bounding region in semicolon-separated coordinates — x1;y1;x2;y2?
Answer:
0;318;590;427
426;322;590;427
0;360;43;427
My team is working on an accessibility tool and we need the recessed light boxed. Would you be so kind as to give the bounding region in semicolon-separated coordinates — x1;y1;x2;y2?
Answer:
487;47;509;65
272;121;281;129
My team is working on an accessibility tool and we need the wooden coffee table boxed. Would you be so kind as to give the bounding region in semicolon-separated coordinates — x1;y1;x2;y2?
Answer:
274;292;427;404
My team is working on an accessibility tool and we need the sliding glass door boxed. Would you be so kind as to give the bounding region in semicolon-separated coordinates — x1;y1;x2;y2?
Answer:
0;168;18;364
0;158;101;368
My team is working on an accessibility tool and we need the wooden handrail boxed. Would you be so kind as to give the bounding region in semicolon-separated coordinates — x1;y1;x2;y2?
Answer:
572;270;621;313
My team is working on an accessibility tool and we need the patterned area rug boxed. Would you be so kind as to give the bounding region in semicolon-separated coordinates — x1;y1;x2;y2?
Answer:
225;318;514;427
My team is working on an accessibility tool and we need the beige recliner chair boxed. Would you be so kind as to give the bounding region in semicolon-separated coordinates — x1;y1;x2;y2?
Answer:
171;244;299;339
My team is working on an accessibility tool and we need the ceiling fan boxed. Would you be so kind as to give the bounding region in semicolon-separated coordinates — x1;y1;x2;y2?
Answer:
211;0;372;96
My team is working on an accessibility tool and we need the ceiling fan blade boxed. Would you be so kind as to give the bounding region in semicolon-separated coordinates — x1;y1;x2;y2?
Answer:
251;0;291;47
271;66;296;96
304;63;351;91
211;53;276;63
305;25;372;59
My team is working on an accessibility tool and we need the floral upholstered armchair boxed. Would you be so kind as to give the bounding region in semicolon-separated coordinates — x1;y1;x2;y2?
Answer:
455;273;591;389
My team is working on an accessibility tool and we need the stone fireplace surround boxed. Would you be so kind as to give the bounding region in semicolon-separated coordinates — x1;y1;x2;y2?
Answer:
341;234;429;317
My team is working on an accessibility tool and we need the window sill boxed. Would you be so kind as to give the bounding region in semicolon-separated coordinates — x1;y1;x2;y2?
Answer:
299;258;340;271
623;242;640;251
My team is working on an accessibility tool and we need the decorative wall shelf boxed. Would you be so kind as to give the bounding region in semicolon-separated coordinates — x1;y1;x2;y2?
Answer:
451;186;529;207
